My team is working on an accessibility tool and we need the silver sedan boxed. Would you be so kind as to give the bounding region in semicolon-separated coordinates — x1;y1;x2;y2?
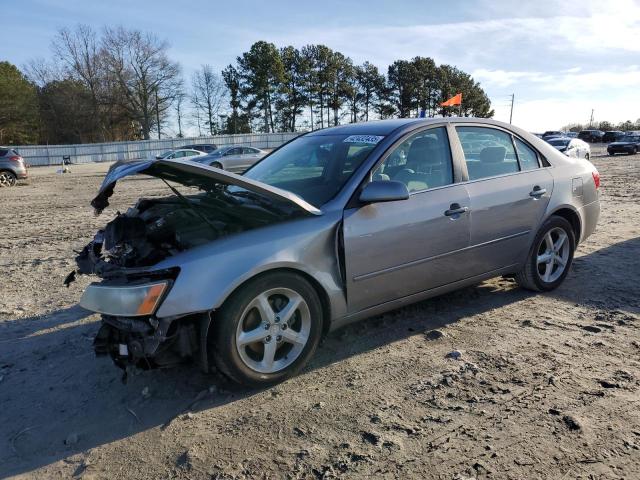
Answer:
194;145;266;173
76;118;600;387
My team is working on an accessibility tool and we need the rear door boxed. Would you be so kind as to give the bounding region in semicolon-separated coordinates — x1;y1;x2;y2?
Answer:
238;147;261;172
453;126;554;275
343;125;471;313
223;147;245;173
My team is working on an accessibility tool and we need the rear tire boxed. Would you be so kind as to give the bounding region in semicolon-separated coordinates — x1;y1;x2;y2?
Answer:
0;170;17;187
515;216;575;292
209;272;323;387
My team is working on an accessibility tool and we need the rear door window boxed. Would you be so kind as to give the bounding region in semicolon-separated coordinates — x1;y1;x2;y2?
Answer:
0;149;8;157
456;126;519;180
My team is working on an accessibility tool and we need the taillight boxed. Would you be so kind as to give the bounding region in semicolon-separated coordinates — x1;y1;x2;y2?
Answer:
592;170;600;189
8;155;22;162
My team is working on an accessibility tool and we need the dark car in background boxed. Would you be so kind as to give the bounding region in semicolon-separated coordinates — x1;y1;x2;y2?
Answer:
0;147;28;187
578;130;604;143
602;131;626;143
607;135;640;155
180;143;218;153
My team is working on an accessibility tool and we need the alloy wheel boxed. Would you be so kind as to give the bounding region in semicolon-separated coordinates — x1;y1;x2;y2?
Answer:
536;227;570;283
235;287;311;374
0;171;16;187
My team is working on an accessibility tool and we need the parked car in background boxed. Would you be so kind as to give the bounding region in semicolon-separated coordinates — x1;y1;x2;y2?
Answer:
565;132;578;138
180;143;218;154
602;131;626;143
0;147;28;187
547;137;591;159
578;130;604;143
194;145;267;173
542;130;564;139
607;135;640;155
76;118;600;387
155;149;207;160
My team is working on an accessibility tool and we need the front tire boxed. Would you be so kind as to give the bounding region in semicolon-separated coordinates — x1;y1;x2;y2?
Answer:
515;216;575;292
209;272;323;387
211;161;223;169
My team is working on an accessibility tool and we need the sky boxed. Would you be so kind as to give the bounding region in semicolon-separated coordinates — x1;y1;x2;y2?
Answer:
2;0;639;132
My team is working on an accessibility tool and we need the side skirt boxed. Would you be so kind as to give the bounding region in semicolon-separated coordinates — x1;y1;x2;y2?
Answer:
329;264;520;331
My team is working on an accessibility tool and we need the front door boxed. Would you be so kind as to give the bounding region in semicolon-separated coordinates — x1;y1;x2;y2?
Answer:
343;126;472;313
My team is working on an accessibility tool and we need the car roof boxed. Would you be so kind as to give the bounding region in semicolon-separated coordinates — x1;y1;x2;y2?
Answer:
305;117;537;137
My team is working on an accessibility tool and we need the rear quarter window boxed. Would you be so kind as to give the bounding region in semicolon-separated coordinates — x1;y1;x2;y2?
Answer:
514;138;540;170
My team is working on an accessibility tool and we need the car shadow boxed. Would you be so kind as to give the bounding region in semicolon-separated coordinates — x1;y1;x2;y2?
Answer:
1;236;638;477
0;305;93;342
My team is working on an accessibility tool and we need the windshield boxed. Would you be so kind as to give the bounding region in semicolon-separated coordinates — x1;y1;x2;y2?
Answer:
240;134;382;206
548;139;570;147
622;136;640;142
157;151;174;158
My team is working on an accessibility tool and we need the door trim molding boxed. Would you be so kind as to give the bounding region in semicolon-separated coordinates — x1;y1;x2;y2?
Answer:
352;230;530;282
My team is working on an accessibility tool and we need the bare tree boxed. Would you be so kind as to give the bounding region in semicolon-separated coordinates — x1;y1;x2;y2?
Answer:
101;26;181;139
49;25;106;140
23;57;63;87
174;84;186;138
191;65;226;135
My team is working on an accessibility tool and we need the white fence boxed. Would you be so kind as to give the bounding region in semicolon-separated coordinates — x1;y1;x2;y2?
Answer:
13;133;302;166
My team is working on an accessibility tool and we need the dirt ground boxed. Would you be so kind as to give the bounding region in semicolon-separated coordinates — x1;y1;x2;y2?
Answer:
1;150;639;480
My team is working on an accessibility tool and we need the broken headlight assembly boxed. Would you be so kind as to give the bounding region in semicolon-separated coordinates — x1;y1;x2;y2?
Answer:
80;281;169;317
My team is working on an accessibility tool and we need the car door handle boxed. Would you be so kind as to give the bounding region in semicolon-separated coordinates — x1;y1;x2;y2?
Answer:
444;203;469;216
529;186;547;197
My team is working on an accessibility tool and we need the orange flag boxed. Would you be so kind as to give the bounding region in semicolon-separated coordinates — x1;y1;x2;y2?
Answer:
441;93;462;107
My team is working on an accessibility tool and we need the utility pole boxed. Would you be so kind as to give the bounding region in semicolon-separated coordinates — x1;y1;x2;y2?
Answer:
509;94;515;124
589;109;594;128
155;86;161;140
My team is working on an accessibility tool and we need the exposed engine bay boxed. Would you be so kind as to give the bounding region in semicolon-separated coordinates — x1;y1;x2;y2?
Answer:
75;189;300;276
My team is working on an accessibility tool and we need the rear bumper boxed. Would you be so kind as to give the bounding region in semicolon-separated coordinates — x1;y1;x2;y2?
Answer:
579;200;600;244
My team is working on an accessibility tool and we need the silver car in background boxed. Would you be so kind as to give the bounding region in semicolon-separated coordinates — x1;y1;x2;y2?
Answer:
194;145;267;173
75;118;600;387
0;147;28;187
154;149;207;160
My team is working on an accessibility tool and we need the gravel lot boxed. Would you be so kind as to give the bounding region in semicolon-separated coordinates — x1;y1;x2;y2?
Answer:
1;150;639;479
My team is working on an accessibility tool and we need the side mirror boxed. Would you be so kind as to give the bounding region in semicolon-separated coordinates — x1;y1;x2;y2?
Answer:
359;180;409;204
155;155;162;159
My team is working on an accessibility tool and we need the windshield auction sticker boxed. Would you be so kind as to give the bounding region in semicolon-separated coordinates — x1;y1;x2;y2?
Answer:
343;135;384;144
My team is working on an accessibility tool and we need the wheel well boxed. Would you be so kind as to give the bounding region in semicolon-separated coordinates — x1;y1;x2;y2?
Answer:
552;208;581;244
223;268;332;336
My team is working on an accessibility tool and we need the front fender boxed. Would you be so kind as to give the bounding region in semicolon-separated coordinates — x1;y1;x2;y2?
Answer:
153;212;346;320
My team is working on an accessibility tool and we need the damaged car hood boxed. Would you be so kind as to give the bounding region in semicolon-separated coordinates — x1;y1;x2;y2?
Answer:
91;158;322;215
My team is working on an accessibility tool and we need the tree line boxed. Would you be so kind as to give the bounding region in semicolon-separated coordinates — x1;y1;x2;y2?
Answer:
561;120;640;133
0;25;494;145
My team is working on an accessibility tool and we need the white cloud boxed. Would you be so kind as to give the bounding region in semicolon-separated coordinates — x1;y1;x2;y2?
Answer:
472;66;640;92
494;96;640;132
472;69;554;88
